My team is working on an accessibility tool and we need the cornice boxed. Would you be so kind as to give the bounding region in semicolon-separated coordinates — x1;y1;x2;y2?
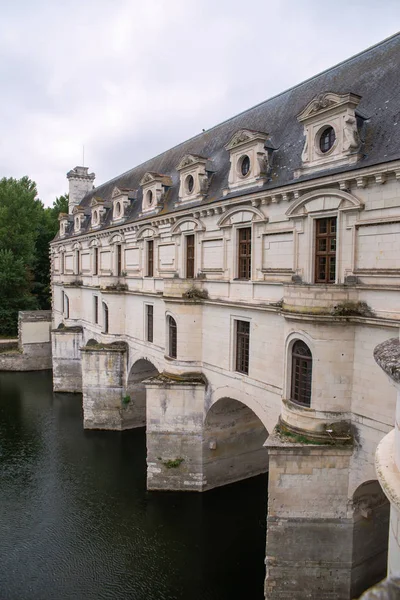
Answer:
51;160;400;249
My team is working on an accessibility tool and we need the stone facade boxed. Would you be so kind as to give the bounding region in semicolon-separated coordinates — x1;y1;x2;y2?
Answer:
50;34;400;599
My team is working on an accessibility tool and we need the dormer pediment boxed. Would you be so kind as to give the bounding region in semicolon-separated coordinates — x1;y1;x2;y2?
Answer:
176;154;208;171
90;197;105;208
112;187;134;221
298;92;362;122
225;129;269;151
58;212;69;222
58;213;69;237
72;205;85;215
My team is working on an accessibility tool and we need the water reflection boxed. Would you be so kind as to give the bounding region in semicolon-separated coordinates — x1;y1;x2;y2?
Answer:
0;372;267;600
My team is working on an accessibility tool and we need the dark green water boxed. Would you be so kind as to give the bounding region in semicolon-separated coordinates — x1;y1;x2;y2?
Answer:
0;371;267;600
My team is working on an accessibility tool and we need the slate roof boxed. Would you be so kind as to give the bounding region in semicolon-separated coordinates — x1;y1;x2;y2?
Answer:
63;32;400;237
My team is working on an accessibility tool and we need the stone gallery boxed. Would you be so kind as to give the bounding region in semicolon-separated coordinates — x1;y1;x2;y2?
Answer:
50;33;400;599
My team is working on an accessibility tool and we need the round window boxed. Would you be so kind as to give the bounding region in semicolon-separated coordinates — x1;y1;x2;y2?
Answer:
186;174;194;194
147;190;153;206
240;155;251;177
319;126;336;153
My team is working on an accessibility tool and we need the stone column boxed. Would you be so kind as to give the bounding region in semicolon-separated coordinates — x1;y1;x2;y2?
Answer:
81;341;131;430
51;325;83;392
145;372;207;491
374;333;400;576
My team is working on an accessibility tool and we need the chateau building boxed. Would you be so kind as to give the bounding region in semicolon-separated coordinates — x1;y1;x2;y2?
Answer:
51;34;400;599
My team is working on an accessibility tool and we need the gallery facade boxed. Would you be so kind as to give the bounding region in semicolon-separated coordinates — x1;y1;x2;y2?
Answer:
51;33;400;599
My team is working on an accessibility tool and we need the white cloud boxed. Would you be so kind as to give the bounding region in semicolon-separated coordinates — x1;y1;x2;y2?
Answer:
0;0;399;205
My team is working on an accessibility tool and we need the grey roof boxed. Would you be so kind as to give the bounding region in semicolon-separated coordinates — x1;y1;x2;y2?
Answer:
67;33;400;237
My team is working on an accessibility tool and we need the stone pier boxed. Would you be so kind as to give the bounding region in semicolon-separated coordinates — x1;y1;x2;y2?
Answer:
52;325;83;392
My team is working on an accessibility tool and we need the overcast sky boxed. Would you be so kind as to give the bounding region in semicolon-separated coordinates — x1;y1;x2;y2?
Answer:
0;1;399;206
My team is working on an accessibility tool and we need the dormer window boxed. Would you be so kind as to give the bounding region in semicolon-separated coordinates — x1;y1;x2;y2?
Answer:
295;92;362;178
140;172;171;215
90;197;107;229
176;154;211;205
112;187;133;221
58;213;69;237
224;130;273;194
72;206;85;233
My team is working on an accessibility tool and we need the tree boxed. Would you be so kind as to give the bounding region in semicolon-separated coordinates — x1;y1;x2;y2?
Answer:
0;250;37;335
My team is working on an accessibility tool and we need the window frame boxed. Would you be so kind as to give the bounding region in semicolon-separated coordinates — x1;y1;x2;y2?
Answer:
234;319;250;375
93;247;99;275
314;216;337;284
290;340;312;407
237;226;252;280
145;303;154;343
94;295;99;324
186;234;195;279
102;302;109;334
147;239;154;277
167;315;177;359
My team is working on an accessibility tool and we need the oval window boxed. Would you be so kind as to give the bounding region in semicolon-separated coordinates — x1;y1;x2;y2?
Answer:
186;175;194;194
147;190;153;206
319;126;336;153
240;155;251;177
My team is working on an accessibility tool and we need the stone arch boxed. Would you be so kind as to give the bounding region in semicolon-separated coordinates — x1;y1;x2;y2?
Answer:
351;479;390;597
170;216;205;236
210;384;274;432
286;188;364;218
203;396;269;490
136;225;159;240
125;358;159;429
217;205;267;228
109;232;125;245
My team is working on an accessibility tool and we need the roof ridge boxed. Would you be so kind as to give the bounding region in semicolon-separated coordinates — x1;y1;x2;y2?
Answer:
92;31;400;194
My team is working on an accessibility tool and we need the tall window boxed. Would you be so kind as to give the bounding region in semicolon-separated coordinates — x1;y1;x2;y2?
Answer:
147;240;154;277
168;316;177;359
315;217;336;284
103;302;109;334
93;247;99;275
60;252;64;275
146;304;154;343
116;244;122;277
62;290;65;314
291;341;312;407
64;293;69;319
94;296;99;324
238;227;251;280
235;320;250;375
186;234;195;279
75;250;80;275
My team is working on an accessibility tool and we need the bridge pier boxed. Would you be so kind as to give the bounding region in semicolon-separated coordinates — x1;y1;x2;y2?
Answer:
52;325;83;392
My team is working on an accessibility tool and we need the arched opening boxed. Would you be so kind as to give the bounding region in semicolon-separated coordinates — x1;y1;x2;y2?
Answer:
125;359;159;429
351;480;390;598
167;316;177;359
203;397;269;491
291;340;312;406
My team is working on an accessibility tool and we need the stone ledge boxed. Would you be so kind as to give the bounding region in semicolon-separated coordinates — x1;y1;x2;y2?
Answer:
375;429;400;511
265;430;354;455
19;310;52;322
145;371;207;386
374;338;400;385
52;325;83;334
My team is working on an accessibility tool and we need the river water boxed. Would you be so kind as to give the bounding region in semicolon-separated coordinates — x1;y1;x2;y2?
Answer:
0;371;267;600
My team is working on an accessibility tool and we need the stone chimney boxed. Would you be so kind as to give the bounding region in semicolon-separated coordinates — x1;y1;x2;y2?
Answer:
67;166;95;214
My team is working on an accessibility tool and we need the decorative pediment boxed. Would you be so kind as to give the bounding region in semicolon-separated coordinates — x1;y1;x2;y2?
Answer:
90;197;105;208
176;154;207;171
58;212;69;222
171;217;205;235
217;206;268;228
72;205;85;215
286;189;364;218
298;92;361;123
136;225;159;240
225;129;269;151
109;232;125;245
140;172;172;187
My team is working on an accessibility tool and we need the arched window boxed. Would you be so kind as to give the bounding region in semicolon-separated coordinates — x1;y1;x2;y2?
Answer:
291;341;312;407
168;316;177;359
103;302;109;334
63;293;69;319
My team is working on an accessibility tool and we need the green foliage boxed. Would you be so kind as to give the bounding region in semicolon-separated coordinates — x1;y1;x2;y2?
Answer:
122;395;131;405
0;177;69;334
0;249;37;335
162;458;184;469
331;300;375;317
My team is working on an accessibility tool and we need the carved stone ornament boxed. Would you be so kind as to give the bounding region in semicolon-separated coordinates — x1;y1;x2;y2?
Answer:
225;129;269;151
